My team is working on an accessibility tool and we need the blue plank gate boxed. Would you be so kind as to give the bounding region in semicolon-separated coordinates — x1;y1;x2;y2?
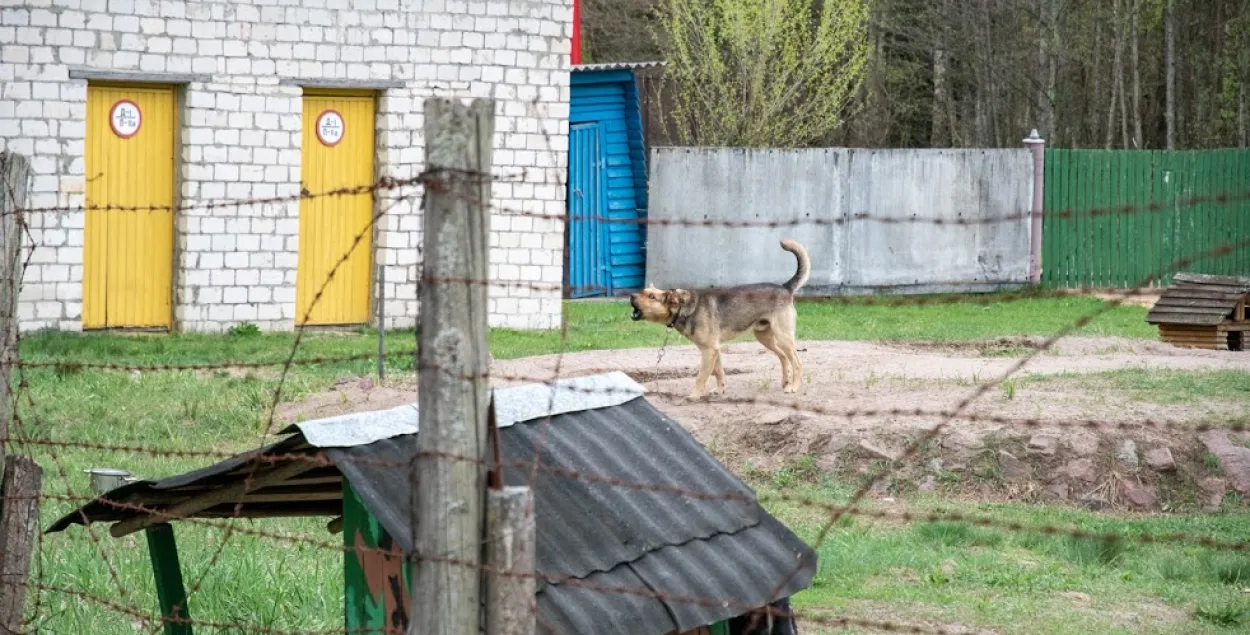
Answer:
568;122;610;297
567;68;650;298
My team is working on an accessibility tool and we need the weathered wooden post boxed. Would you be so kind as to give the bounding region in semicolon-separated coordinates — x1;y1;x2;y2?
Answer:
0;152;42;635
485;485;536;635
410;98;495;635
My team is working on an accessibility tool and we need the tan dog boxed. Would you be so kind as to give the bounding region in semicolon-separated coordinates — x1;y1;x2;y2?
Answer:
630;240;810;400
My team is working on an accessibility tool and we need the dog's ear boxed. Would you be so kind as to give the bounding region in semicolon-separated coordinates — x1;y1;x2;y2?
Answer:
665;289;688;309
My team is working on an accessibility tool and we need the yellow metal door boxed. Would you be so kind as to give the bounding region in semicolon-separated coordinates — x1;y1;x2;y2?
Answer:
296;90;376;326
83;83;176;329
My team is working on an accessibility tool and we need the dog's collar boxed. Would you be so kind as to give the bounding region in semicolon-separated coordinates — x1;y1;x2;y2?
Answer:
666;312;680;329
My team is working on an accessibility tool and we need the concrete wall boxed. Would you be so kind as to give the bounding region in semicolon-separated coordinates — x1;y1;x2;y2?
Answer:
646;147;1034;295
0;0;571;333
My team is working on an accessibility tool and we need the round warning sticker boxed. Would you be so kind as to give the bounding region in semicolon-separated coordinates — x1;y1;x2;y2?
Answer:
315;109;345;146
109;100;142;138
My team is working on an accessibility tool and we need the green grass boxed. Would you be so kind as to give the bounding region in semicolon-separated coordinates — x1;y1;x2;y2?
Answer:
9;294;1164;633
1019;368;1250;405
755;478;1250;635
492;293;1155;357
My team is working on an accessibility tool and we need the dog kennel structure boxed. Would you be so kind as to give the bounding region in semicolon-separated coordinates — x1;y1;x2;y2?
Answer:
47;372;815;635
1145;273;1250;351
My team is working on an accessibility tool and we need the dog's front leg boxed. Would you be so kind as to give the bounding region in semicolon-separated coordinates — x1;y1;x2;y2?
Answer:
711;349;726;395
689;346;718;400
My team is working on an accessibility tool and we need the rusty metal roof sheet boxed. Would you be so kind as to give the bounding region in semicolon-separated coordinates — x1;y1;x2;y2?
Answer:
45;372;816;635
1145;272;1250;326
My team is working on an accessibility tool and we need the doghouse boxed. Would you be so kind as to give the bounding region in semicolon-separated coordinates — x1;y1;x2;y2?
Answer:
1145;273;1250;351
47;372;816;635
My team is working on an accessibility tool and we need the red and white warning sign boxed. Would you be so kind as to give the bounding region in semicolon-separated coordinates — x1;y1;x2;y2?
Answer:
109;100;142;138
315;109;345;146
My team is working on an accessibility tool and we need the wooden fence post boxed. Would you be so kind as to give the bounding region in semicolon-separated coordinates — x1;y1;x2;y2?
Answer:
0;152;40;635
0;152;29;462
0;457;40;635
409;98;494;635
485;486;536;635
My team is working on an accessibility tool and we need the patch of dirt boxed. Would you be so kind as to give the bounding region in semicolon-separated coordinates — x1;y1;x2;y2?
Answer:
277;376;416;424
278;335;1250;512
1062;287;1164;309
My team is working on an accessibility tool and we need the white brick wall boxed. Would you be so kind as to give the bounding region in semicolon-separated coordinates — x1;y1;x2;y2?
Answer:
0;0;571;333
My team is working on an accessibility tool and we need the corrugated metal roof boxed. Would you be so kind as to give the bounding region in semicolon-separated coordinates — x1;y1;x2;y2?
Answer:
46;372;816;634
1145;272;1250;326
571;61;666;72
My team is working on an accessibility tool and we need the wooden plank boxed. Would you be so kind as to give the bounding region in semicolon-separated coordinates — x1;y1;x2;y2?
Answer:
1172;272;1250;286
1146;305;1233;316
1127;151;1145;288
1154;298;1241;309
1158;324;1224;333
1059;148;1076;288
344;479;410;633
110;460;317;537
1159;330;1222;339
144;524;192;635
1145;312;1226;325
1159;289;1247;301
1160;334;1223;343
1172;284;1250;296
1095;151;1109;288
1074;150;1089;287
484;486;536;635
1042;148;1056;287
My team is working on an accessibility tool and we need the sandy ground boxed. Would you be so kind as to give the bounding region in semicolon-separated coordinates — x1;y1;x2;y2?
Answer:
279;335;1250;472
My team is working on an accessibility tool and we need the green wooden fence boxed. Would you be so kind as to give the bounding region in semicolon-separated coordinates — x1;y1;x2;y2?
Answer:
1041;148;1250;288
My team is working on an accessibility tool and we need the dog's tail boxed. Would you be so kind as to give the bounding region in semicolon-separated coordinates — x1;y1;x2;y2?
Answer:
780;239;810;293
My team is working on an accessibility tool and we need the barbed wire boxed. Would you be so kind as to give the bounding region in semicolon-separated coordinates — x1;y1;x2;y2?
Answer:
3;575;980;635
26;464;1250;556
14;170;1247;230
6;95;1250;635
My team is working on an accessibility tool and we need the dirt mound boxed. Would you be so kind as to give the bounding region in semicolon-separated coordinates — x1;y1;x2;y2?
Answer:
278;335;1250;512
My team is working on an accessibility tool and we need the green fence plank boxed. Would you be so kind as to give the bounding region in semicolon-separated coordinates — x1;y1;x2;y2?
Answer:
1241;149;1250;275
1060;149;1075;287
1040;147;1050;286
1075;149;1088;287
1214;149;1228;274
1145;148;1160;287
1090;150;1103;288
1042;147;1250;288
1097;150;1109;287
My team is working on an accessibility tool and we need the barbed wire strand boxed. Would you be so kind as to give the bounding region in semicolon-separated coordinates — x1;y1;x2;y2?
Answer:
746;229;1250;629
10;101;1250;635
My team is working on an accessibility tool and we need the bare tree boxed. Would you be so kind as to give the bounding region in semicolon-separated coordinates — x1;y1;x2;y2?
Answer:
1129;0;1143;147
1165;0;1176;148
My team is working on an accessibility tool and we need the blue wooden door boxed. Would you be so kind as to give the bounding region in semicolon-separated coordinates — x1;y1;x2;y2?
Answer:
567;122;611;298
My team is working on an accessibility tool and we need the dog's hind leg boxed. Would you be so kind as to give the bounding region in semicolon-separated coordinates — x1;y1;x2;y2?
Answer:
775;308;803;393
753;328;791;390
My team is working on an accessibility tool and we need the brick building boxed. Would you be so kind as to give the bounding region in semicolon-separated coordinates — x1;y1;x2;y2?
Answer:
0;0;571;333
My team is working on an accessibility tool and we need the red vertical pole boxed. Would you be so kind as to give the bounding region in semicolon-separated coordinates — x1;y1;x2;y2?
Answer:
571;0;582;65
